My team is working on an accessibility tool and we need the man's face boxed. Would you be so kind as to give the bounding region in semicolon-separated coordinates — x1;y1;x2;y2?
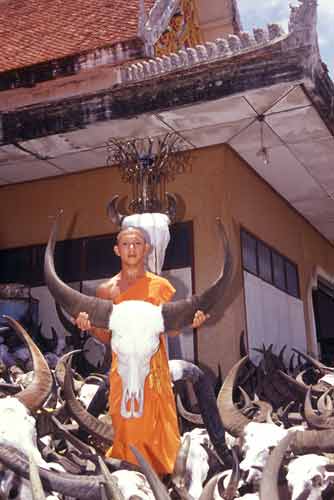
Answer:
114;230;149;266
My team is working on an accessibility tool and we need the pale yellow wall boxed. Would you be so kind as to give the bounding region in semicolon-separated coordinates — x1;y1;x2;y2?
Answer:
0;168;128;247
1;143;334;375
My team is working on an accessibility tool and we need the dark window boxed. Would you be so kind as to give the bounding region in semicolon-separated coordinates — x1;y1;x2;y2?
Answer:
165;222;193;270
318;279;334;299
0;247;32;284
83;234;118;281
258;241;272;283
313;285;334;366
313;288;334;340
241;231;257;274
241;228;300;298
272;251;286;291
285;260;299;298
0;221;194;284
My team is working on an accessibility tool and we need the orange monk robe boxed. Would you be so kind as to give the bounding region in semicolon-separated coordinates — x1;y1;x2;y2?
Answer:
92;272;181;475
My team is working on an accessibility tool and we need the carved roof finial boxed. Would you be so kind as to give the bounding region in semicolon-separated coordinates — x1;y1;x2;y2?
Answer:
231;0;243;34
138;0;147;38
288;0;317;37
287;0;320;75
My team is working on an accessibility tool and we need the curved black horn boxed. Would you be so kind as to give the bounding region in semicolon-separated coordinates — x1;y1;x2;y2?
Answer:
54;348;84;393
176;394;203;425
275;369;324;399
63;354;114;446
55;302;80;336
217;356;251;437
44;213;113;329
0;445;103;500
169;359;231;465
107;195;126;226
165;192;177;222
162;219;233;331
3;315;53;412
292;348;334;374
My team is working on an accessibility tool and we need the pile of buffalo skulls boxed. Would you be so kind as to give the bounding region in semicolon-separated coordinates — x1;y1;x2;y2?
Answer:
1;314;334;500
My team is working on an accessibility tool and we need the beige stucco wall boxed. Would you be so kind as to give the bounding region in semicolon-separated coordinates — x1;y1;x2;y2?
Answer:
1;143;334;375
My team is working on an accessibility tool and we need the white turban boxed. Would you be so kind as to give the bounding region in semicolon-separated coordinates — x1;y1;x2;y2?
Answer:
121;213;171;275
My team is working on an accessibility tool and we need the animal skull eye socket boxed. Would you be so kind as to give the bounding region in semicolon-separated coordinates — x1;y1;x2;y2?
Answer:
311;474;323;487
9;486;19;499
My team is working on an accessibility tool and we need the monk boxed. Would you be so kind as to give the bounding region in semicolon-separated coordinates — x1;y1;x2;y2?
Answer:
75;226;208;475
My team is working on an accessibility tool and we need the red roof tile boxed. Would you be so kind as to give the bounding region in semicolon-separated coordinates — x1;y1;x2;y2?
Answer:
0;0;155;73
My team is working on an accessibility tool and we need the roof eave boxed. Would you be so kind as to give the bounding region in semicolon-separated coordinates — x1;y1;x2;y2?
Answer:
0;40;321;146
0;36;146;93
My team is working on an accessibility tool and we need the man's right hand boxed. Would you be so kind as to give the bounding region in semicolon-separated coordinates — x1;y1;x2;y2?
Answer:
74;312;92;331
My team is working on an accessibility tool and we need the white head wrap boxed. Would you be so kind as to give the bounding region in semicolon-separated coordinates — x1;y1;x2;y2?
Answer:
121;213;171;275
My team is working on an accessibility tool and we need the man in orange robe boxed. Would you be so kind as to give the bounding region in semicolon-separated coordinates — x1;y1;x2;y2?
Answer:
75;226;207;475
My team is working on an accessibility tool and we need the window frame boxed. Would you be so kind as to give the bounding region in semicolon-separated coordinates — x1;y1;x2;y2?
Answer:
240;227;300;299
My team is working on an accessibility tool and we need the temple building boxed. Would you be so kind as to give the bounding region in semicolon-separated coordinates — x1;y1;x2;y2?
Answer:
0;0;334;374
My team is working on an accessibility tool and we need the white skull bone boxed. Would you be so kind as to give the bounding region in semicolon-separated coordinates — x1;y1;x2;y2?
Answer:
109;300;164;418
286;454;334;500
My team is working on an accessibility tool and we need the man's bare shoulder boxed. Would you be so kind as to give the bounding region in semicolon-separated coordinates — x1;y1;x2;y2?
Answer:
96;275;120;299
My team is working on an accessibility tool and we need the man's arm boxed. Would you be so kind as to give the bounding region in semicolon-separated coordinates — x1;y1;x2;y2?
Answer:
74;282;114;344
160;279;209;335
166;310;209;337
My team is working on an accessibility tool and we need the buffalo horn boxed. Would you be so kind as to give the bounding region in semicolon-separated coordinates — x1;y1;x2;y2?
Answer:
292;348;334;374
0;445;103;500
63;354;114;445
54;348;83;392
107;195;126;226
291;429;334;454
29;454;47;500
98;456;125;500
44;213;113;329
3;315;53;412
172;434;191;493
259;432;296;500
220;448;240;500
130;445;171;500
165;192;177;222
198;474;219;500
162;218;232;331
176;394;203;425
217;356;250;437
169;359;230;464
304;386;334;429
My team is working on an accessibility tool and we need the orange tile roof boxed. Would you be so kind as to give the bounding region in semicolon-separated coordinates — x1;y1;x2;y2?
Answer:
0;0;155;73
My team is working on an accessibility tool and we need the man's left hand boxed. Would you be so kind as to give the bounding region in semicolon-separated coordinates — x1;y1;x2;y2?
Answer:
192;310;210;328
